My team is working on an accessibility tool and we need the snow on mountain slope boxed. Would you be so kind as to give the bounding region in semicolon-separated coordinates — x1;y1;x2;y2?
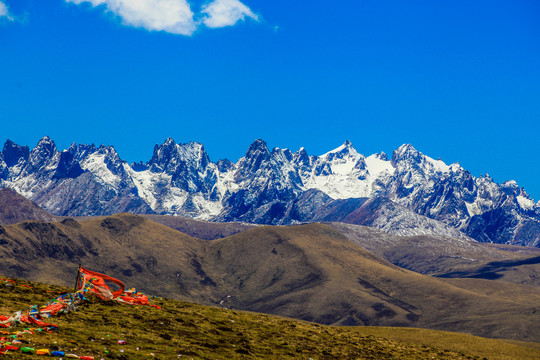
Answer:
127;165;173;210
7;137;60;199
128;165;224;219
367;198;470;239
129;139;226;219
300;141;394;199
0;136;538;246
80;150;122;188
517;195;535;210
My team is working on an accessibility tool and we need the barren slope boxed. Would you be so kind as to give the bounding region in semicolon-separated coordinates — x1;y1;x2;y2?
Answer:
0;188;59;225
330;222;540;286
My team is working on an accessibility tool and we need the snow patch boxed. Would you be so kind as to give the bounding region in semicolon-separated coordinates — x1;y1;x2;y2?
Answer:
125;164;166;210
302;152;394;199
425;156;450;174
365;154;395;177
191;195;223;220
517;195;535;211
80;153;121;188
465;201;483;217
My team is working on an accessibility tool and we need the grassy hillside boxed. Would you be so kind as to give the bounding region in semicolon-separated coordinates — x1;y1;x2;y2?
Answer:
1;214;539;342
206;224;540;342
1;277;539;360
0;214;213;303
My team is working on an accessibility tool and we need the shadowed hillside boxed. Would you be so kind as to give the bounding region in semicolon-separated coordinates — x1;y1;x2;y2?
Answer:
0;188;59;225
330;222;540;287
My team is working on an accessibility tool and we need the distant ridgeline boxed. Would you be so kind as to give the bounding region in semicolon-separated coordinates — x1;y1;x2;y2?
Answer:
0;137;539;247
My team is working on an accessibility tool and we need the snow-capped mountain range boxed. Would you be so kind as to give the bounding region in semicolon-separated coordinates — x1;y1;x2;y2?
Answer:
1;137;539;247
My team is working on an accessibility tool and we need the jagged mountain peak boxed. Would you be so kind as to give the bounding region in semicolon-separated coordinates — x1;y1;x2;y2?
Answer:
501;180;519;189
479;173;493;181
392;143;422;164
151;137;177;156
153;138;207;159
0;136;538;247
66;142;77;152
374;152;388;161
149;139;175;170
163;137;176;145
331;139;354;150
236;139;271;174
148;139;211;173
38;135;53;143
391;144;453;175
24;136;59;174
54;145;85;179
322;140;359;159
96;144;122;161
3;139;18;148
246;139;269;155
449;162;462;172
74;143;98;162
91;144;122;166
2;139;29;168
97;143;116;151
497;181;536;209
176;141;208;160
294;146;309;158
293;146;311;168
396;143;417;152
34;136;56;150
271;147;294;161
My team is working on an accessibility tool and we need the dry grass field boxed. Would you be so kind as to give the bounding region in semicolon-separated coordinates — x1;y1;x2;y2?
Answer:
1;277;539;359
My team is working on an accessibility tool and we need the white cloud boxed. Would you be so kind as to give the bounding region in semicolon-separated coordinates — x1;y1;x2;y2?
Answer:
201;0;258;28
66;0;197;35
66;0;259;35
0;1;14;21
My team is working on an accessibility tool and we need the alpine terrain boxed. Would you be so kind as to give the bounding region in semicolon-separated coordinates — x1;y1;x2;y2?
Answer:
1;137;538;247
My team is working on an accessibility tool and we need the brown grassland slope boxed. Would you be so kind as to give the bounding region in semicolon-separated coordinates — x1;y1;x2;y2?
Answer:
0;214;212;302
1;277;540;360
142;214;254;240
0;214;539;343
206;224;540;342
330;222;540;286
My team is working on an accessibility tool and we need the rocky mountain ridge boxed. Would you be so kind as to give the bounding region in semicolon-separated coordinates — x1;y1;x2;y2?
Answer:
1;136;538;247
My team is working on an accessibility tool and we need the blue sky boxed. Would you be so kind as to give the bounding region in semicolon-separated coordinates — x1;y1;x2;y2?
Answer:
1;0;539;199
